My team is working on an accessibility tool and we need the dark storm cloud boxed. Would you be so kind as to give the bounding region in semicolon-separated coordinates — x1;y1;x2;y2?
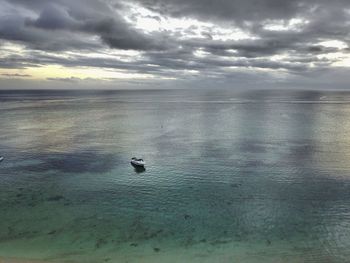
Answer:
134;0;302;23
30;3;78;30
130;0;350;57
1;0;350;88
1;0;168;51
80;17;170;50
132;0;350;25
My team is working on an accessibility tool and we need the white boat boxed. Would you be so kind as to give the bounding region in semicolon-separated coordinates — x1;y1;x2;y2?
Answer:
131;157;145;167
0;157;4;162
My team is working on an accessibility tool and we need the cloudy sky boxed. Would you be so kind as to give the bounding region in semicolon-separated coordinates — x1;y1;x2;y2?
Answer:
1;0;350;89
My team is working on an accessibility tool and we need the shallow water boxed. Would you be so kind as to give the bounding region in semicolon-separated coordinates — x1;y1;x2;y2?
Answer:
1;89;350;262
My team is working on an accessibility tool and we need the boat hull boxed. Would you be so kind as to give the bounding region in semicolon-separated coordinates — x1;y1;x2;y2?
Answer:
130;161;145;167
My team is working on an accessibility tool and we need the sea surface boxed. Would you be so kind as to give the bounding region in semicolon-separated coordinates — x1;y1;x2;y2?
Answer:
1;89;350;262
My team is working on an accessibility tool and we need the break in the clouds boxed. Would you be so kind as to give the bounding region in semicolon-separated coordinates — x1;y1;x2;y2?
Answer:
0;0;350;89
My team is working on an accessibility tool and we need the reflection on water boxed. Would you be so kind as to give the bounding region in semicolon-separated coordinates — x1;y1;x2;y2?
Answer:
1;90;350;262
131;163;146;173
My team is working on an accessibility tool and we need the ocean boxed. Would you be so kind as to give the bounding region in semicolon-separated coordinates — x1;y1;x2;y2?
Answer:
1;89;350;262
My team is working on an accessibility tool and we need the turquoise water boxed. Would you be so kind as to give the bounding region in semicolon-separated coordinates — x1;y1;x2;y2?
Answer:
1;89;350;262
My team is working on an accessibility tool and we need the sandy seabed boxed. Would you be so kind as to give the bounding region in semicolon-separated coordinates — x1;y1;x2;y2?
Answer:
0;240;310;263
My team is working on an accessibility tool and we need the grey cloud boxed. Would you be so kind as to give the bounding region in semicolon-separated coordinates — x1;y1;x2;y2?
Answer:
132;0;350;25
81;17;169;50
132;0;350;57
1;73;31;77
0;13;102;51
47;77;81;82
29;3;79;30
4;0;170;51
46;77;104;83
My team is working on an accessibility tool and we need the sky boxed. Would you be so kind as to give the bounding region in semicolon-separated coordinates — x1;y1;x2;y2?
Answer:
0;0;350;89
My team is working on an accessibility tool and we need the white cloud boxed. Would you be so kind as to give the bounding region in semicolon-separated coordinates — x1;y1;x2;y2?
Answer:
263;18;309;32
319;40;348;49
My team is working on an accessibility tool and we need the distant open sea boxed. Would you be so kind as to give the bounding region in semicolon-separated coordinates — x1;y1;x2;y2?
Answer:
1;89;350;263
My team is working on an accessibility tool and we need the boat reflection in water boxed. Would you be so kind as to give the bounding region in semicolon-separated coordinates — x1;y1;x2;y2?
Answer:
131;162;146;173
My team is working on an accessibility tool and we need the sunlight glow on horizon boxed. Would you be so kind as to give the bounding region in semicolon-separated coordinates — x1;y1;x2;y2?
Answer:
0;65;160;81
